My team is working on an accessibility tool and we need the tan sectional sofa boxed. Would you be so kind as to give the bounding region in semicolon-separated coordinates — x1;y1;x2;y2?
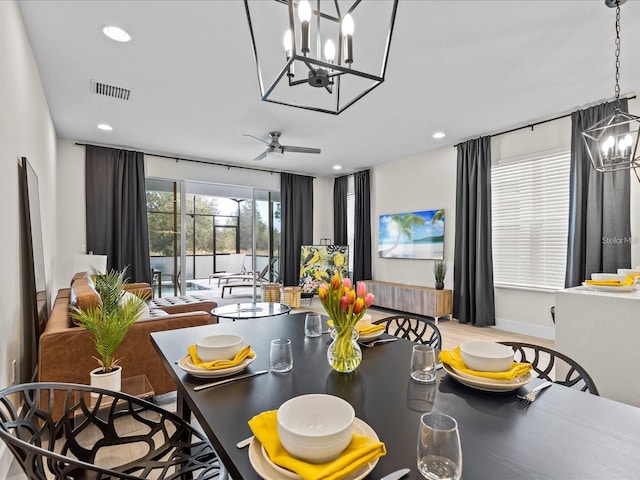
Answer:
39;272;217;398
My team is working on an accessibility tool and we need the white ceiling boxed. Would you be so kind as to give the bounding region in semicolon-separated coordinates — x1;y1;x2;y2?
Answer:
18;0;640;177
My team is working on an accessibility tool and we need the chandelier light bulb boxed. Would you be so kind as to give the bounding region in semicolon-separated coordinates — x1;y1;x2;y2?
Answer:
324;39;336;63
341;14;354;36
298;0;312;23
342;14;354;64
601;136;615;157
283;29;292;56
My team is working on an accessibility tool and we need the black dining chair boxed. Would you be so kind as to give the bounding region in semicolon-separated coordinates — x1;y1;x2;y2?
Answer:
373;314;442;348
0;382;227;480
499;342;599;395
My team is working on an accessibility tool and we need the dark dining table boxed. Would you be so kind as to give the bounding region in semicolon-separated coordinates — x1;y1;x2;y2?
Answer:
151;312;640;479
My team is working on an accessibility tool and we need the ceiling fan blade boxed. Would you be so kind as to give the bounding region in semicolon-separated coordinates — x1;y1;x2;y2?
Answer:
281;145;321;154
253;151;268;161
243;133;270;146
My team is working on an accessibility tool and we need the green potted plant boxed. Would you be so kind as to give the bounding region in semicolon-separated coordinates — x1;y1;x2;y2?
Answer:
434;259;447;290
70;267;146;392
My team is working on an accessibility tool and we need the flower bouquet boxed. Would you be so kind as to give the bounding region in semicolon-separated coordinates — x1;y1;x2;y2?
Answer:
318;274;375;372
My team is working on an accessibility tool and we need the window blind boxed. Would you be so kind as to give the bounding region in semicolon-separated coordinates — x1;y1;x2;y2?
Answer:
491;151;570;289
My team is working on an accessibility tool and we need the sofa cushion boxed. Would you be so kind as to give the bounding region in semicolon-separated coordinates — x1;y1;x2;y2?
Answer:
120;291;151;320
69;275;101;312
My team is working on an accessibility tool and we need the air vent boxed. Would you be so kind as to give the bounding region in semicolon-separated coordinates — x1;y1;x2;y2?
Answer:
90;80;131;100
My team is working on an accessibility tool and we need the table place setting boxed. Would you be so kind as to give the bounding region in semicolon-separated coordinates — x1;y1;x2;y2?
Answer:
177;334;258;379
581;272;639;293
438;341;533;392
247;394;386;480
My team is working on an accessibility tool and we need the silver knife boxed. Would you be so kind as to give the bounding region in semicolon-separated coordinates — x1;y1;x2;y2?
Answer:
380;468;410;480
193;370;269;391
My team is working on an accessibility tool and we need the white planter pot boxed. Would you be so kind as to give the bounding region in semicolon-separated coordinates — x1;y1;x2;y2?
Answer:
89;366;122;397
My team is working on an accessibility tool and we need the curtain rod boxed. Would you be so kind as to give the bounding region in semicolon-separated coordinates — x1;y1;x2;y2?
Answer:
454;94;637;147
74;142;316;177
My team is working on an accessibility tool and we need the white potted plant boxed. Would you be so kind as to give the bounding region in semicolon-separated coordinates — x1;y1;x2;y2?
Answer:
434;259;447;290
70;267;146;393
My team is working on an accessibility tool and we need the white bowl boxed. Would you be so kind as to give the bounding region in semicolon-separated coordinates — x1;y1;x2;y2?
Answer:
277;394;354;464
460;341;513;372
591;273;627;282
617;269;640;276
195;334;243;361
356;313;372;326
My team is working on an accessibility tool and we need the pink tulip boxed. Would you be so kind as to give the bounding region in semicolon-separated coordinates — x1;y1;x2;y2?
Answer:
343;278;352;289
356;282;367;298
364;293;375;307
340;295;350;312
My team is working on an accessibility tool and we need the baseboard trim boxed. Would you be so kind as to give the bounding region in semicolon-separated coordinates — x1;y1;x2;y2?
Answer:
495;317;556;341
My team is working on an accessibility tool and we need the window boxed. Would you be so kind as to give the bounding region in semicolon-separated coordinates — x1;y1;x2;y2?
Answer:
491;150;570;289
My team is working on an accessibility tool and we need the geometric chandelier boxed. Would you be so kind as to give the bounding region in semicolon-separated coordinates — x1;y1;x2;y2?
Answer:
243;0;398;115
582;0;640;173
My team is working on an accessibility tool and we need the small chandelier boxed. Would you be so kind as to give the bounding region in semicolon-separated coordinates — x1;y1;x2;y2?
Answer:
582;0;640;173
244;0;398;115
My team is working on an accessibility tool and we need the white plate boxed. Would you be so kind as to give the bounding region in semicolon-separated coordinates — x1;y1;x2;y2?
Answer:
248;417;379;480
177;353;255;379
443;364;531;392
581;282;637;293
357;329;384;342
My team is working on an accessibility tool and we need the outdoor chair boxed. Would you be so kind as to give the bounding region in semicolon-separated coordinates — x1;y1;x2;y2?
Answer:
373;314;442;348
209;253;247;284
499;342;599;395
0;382;227;480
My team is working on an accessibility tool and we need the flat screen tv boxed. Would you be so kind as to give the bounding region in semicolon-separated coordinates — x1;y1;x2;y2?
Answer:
378;209;444;259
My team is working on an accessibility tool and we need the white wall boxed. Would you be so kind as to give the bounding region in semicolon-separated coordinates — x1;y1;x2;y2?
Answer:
372;146;457;289
0;1;57;475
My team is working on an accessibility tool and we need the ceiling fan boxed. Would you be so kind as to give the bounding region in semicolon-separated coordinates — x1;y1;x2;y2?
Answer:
243;131;321;161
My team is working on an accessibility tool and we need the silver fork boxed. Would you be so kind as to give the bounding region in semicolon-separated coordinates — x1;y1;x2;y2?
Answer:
359;338;398;348
517;381;553;404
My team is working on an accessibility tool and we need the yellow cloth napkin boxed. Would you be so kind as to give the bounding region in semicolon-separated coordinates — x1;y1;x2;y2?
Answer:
326;320;385;336
187;344;255;370
248;410;386;480
439;346;531;380
584;277;634;286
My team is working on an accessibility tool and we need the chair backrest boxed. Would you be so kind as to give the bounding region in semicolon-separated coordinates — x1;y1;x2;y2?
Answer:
225;253;246;274
373;315;442;348
499;342;599;395
0;382;223;480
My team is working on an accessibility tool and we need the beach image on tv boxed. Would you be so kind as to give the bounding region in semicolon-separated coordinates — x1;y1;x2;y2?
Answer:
378;209;444;259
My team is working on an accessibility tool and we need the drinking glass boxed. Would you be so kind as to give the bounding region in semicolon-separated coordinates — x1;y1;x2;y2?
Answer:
417;412;462;480
304;313;323;337
411;345;437;383
270;338;293;373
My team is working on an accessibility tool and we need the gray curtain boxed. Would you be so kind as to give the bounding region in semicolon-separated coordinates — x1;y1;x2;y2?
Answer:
353;170;372;283
281;173;314;286
453;137;495;326
565;99;631;287
85;146;152;284
333;175;349;245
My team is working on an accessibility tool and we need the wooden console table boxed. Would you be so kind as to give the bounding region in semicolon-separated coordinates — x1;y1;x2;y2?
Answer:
366;280;452;323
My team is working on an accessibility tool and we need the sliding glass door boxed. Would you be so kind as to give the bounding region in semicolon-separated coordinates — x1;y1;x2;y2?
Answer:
146;178;280;298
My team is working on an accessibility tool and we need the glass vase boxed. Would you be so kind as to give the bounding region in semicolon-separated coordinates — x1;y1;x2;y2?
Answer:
327;326;362;373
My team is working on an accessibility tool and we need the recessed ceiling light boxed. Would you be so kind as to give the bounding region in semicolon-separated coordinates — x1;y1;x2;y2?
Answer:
432;131;446;139
333;165;342;170
102;25;132;43
97;123;113;131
